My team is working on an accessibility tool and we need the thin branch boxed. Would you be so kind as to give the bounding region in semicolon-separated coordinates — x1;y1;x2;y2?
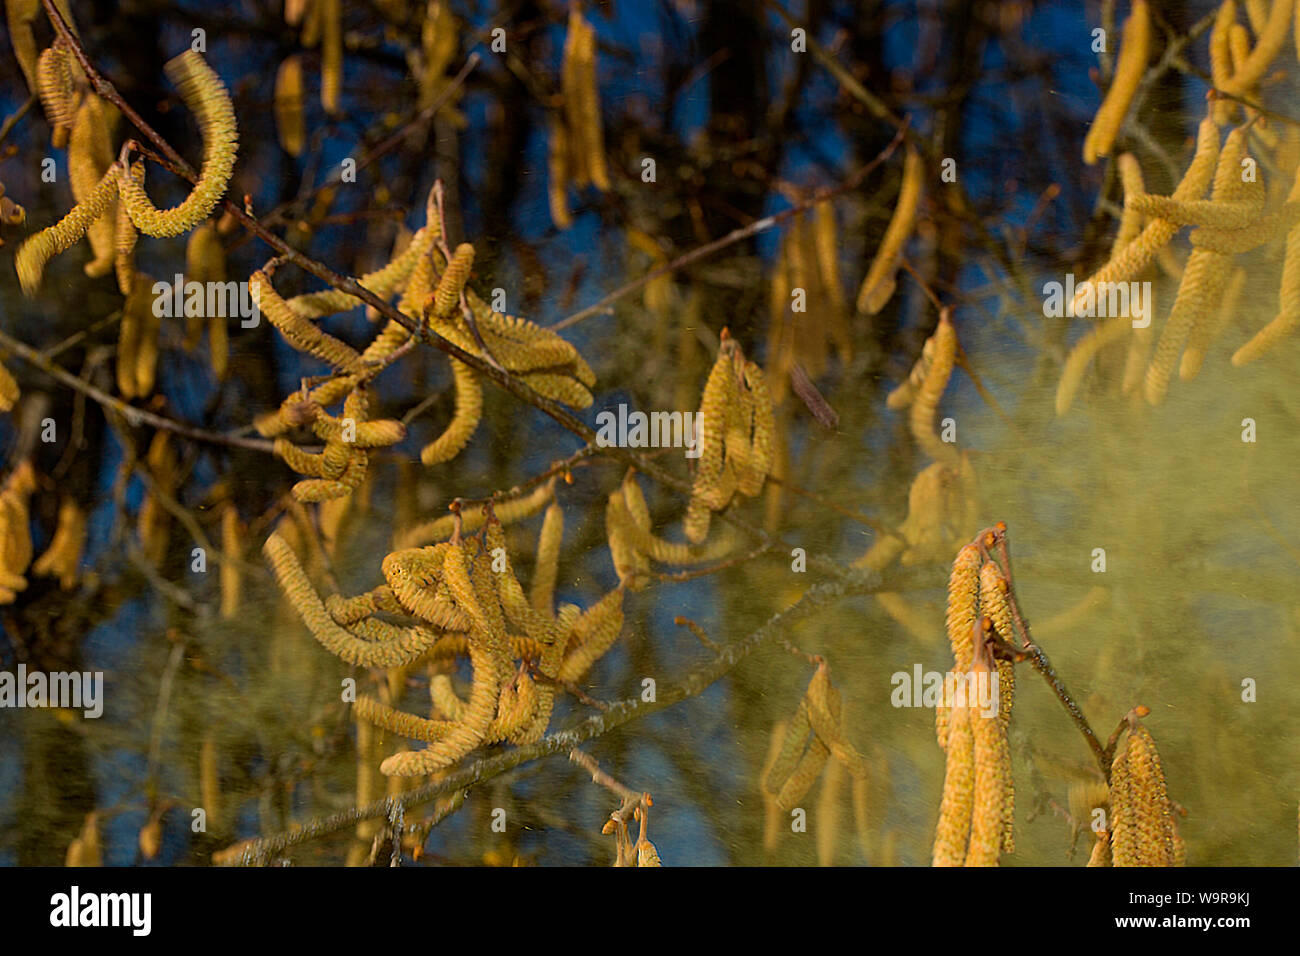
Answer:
0;327;276;453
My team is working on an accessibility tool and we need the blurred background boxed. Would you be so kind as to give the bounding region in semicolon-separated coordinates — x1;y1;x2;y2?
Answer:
0;0;1297;865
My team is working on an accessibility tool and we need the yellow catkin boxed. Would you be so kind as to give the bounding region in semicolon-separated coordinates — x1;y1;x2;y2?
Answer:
1072;116;1220;316
546;116;572;229
1112;153;1147;255
185;219;226;359
561;8;607;192
0;361;19;413
6;0;43;96
420;358;482;466
114;161;142;295
1181;264;1247;378
937;542;981;750
1210;1;1239;124
1088;829;1113;866
908;309;959;466
354;694;455;743
758;718;790;852
68;95;117;278
1110;723;1176;866
263;532;440;667
36;42;75;148
0;461;37;603
531;501;564;616
1221;0;1292;95
1233;165;1300;364
856;146;923;314
1056;315;1130;415
813;199;852;359
274;54;305;156
1144;127;1253;402
1082;0;1150;164
219;502;242;619
737;361;775;497
31;496;86;589
118;51;237;238
320;0;342;114
765;703;813;802
133;281;163;398
15;163;121;295
803;666;871;780
1145;250;1231;404
932;701;974;866
199;734;220;830
965;701;1007;863
431;242;475;319
65;812;102;868
252;270;364;373
116;280;141;398
887;334;937;410
558;587;625;682
816;756;846;866
577;12;607;191
776;729;831;813
137;431;177;566
1127;193;1263;229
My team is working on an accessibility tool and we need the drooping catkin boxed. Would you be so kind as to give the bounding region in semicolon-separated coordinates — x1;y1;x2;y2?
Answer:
856;146;923;314
1056;315;1130;415
431;243;475;319
1072;115;1220;316
36;42;75;149
1233;164;1300;364
557;587;625;683
114;160;142;295
932;700;974;866
15;163;121;295
420;358;482;466
121;287;159;398
1219;0;1292;95
6;0;43;96
320;0;342;115
219;502;243;619
561;7;607;192
274;54;306;156
68;95;117;278
1181;263;1246;379
252;270;364;374
1111;153;1147;256
31;496;86;590
1110;722;1177;866
117;51;238;238
0;362;19;413
908;309;959;466
531;501;563;616
1210;1;1239;124
546;116;572;230
1082;0;1150;164
263;532;440;667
